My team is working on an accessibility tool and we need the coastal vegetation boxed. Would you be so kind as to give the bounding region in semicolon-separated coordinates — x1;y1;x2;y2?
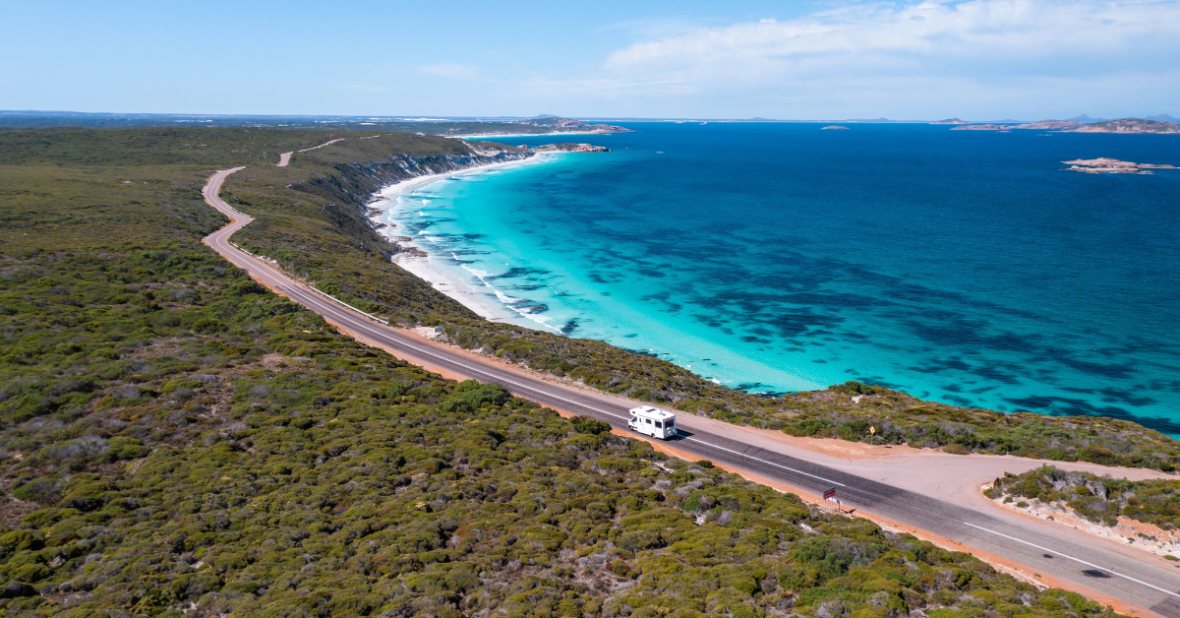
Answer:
0;112;630;138
0;125;1131;616
987;467;1180;530
6;125;1176;475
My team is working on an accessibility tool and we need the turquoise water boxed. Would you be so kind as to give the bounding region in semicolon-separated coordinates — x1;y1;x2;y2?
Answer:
375;123;1180;434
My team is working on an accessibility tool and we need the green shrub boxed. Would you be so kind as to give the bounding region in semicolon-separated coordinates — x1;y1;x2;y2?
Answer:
571;415;612;435
106;437;150;461
12;478;63;505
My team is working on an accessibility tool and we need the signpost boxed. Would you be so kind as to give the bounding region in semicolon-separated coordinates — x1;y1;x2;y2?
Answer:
870;425;876;446
823;486;839;511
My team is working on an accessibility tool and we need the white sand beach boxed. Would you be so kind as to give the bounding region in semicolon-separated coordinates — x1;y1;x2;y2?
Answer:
367;154;561;326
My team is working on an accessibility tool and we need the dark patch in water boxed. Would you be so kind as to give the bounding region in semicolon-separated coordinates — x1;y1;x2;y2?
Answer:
1097;388;1156;407
1005;395;1180;435
561;319;579;335
1056;356;1135;380
733;383;788;398
510;300;548;314
490;266;551;280
941;393;975;407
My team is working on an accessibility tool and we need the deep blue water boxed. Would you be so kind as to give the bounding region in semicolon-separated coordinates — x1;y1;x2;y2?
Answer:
375;123;1180;434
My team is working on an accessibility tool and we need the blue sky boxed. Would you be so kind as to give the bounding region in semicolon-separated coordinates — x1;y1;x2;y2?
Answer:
2;0;1178;120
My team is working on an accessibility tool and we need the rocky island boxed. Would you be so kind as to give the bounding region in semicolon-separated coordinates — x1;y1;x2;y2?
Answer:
930;118;969;124
951;123;1011;131
1073;118;1180;134
1062;158;1178;174
952;117;1180;134
535;142;611;152
821;125;850;130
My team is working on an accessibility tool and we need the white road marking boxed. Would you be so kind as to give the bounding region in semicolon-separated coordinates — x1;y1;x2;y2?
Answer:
964;522;1180;599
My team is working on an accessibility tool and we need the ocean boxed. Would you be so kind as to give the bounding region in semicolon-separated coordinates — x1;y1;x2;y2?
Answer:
371;123;1180;434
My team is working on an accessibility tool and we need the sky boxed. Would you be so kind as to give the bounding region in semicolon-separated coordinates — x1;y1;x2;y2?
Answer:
2;0;1179;120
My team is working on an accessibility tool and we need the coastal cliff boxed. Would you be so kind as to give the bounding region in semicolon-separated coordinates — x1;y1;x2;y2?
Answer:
292;144;536;257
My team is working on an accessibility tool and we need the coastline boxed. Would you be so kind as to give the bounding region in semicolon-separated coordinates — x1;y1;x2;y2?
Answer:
367;152;564;328
452;130;622;140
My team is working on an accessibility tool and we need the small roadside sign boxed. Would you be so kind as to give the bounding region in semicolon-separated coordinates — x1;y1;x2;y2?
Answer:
870;426;876;435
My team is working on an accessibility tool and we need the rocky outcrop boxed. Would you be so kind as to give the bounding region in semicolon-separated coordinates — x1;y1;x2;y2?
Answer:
952;118;1179;134
1073;118;1180;134
930;118;969;125
1062;158;1177;174
950;124;1011;131
1016;120;1085;130
536;143;612;153
821;125;850;130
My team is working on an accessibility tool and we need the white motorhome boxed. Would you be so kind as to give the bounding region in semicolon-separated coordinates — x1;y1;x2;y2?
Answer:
628;406;677;439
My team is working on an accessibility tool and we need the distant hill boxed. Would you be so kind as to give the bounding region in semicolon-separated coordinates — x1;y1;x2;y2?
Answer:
930;118;969;125
1066;114;1107;123
1146;114;1180;123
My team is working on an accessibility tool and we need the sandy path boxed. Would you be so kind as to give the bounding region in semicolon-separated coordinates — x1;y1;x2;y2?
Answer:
276;138;346;167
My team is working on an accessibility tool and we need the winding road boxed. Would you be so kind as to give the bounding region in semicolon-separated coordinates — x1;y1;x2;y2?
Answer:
202;166;1180;618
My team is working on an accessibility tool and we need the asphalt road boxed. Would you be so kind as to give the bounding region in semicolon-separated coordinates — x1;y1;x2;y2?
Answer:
202;167;1180;617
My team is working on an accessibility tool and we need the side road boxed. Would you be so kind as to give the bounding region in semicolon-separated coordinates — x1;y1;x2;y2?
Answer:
276;138;346;167
202;166;1180;618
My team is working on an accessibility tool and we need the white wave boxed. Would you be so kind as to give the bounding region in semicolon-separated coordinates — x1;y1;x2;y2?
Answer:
458;262;562;334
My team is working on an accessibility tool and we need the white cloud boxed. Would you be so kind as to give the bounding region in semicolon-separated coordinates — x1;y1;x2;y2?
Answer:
420;63;479;79
528;0;1180;117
